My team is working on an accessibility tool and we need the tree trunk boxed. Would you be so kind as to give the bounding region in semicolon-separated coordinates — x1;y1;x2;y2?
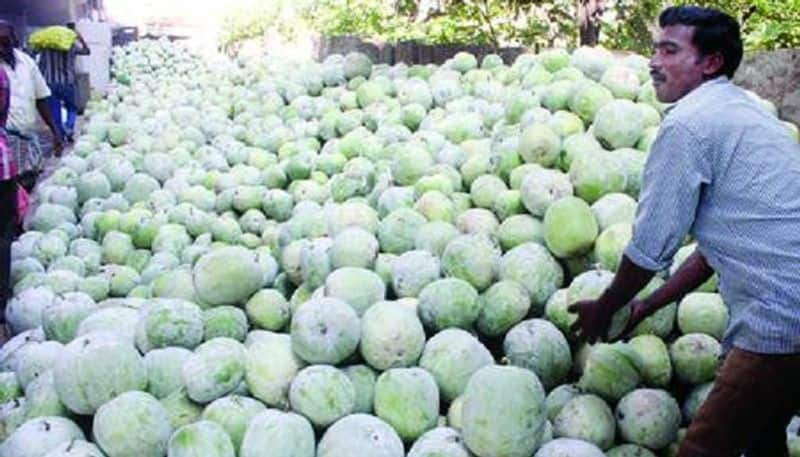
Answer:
477;0;500;50
578;0;604;46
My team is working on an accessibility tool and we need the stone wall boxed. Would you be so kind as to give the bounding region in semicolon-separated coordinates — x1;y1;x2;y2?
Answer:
734;49;800;126
315;35;800;125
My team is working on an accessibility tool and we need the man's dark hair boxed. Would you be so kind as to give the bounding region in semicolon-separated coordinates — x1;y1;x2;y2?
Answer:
0;20;17;44
659;6;743;79
0;20;18;69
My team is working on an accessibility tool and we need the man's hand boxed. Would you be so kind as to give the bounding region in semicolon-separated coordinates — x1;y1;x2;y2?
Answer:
569;299;617;343
566;255;657;343
76;33;91;55
52;134;64;157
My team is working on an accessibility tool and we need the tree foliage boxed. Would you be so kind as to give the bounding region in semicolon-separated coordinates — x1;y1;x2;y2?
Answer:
601;0;800;54
219;0;313;52
681;0;800;50
304;0;578;49
218;0;800;53
599;0;663;54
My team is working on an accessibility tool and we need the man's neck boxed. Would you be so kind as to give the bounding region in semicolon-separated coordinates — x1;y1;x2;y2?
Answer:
671;76;728;109
0;48;16;69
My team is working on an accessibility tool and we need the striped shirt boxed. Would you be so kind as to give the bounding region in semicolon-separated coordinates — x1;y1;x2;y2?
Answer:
0;66;16;181
38;46;78;86
625;76;800;354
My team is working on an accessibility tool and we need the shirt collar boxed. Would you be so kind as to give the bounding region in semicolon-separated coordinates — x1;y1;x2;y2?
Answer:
664;76;729;115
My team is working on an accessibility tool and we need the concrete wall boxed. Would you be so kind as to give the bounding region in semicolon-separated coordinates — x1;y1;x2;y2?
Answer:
314;35;526;66
316;35;800;126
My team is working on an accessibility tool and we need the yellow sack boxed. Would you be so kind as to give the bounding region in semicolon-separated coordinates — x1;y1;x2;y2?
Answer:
29;26;77;52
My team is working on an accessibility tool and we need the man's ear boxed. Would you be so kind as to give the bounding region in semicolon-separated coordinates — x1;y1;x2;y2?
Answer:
702;51;724;77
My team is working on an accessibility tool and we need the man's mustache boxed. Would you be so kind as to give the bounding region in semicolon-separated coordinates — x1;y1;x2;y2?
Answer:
650;71;666;82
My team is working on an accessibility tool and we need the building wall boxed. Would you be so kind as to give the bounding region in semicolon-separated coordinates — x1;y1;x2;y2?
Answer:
1;0;77;25
0;0;99;44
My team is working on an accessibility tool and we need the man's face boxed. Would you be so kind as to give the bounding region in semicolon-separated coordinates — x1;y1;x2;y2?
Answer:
649;25;721;103
0;26;13;60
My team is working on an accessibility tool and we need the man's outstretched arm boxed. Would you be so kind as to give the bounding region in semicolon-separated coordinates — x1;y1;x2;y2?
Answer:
569;123;713;343
622;250;714;335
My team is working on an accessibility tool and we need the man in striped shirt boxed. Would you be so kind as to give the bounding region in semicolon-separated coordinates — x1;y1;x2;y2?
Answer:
569;6;800;457
37;22;90;142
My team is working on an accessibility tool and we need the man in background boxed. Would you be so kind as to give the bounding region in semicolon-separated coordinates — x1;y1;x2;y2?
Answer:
0;20;64;171
38;22;91;142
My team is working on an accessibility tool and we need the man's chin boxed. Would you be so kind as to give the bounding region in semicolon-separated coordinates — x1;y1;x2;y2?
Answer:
654;87;677;104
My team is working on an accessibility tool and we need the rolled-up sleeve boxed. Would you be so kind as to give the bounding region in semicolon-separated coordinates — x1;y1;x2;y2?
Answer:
624;123;712;271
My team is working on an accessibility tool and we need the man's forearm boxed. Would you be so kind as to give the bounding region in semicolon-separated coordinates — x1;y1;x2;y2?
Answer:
599;255;656;311
641;251;714;310
36;98;60;137
77;36;91;55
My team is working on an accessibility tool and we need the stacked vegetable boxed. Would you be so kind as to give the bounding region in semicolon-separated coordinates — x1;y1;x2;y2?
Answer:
28;26;78;52
2;38;799;457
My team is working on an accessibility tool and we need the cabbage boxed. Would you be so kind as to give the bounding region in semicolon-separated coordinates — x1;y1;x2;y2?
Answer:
553;394;615;450
504;319;570;389
579;342;642;402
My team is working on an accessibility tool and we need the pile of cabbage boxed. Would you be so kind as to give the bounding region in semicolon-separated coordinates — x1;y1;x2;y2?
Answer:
3;38;799;457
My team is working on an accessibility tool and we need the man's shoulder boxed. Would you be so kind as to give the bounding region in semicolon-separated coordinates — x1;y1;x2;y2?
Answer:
13;49;34;63
13;49;39;70
664;81;751;134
